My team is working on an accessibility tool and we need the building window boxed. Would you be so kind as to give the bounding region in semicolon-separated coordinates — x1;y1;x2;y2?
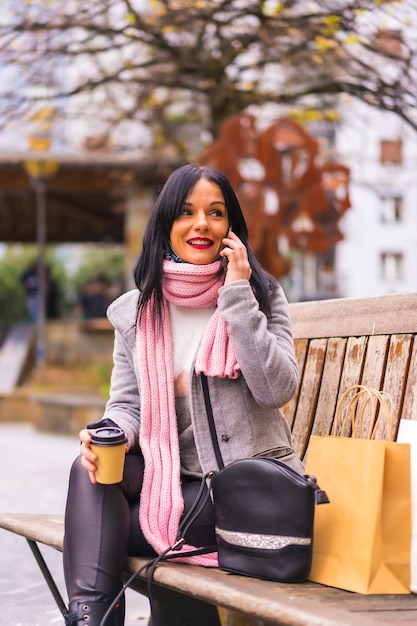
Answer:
380;139;402;165
316;249;339;297
380;196;403;223
380;253;403;281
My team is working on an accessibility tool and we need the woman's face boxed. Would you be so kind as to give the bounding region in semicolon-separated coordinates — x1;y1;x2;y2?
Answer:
170;177;229;265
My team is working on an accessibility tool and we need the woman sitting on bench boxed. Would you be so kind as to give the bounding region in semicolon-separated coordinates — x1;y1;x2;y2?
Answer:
63;164;304;626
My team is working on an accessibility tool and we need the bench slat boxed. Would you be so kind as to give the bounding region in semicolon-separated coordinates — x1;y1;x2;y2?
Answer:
332;336;367;435
353;335;390;438
2;513;415;626
402;339;417;420
291;339;327;458
311;337;347;438
361;335;389;391
289;292;417;338
381;334;414;437
281;339;309;428
0;512;64;550
124;557;389;626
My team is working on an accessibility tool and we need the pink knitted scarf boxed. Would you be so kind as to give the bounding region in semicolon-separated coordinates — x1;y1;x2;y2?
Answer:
136;260;240;566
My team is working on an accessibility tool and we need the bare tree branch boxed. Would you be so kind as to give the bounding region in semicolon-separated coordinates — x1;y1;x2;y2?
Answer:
1;0;415;156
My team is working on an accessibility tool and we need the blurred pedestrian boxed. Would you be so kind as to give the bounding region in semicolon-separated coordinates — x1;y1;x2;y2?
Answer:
21;261;60;322
21;261;40;323
79;274;111;319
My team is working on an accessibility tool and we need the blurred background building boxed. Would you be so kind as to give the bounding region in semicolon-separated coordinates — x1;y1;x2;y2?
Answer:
336;101;417;299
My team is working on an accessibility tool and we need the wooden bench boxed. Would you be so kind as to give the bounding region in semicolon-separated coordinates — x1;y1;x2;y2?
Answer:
1;291;417;626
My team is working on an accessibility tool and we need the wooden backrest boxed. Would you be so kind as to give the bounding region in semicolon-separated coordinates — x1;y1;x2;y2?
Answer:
285;292;417;460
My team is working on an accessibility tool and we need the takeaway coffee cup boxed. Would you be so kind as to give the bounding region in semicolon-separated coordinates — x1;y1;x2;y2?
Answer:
90;427;127;484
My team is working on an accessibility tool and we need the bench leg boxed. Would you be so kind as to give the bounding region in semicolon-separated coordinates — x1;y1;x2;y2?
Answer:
26;539;69;619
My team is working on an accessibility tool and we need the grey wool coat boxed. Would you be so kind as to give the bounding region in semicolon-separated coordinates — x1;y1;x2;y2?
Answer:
104;279;305;475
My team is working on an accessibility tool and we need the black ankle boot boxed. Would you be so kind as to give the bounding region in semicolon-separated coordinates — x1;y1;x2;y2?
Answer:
65;597;124;626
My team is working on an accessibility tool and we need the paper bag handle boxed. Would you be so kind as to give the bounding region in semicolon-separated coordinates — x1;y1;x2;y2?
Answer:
332;385;394;441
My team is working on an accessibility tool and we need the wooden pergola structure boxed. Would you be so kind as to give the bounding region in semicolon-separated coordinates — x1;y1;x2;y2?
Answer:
0;151;183;244
0;150;183;374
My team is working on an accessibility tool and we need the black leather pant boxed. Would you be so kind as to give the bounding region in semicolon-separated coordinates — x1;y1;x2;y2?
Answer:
63;452;221;626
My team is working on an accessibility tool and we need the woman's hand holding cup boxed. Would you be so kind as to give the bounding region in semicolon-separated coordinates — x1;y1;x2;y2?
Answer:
79;428;99;484
80;426;128;485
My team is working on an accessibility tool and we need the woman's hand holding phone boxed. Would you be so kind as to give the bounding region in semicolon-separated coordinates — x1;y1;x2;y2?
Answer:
220;231;252;285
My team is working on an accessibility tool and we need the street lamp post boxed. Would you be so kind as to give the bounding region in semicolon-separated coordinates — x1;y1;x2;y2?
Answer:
22;159;59;378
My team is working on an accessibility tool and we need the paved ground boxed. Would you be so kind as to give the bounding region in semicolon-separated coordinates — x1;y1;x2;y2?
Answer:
0;422;150;626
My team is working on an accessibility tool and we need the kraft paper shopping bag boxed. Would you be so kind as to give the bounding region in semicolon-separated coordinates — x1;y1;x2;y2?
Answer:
397;418;417;594
305;386;411;594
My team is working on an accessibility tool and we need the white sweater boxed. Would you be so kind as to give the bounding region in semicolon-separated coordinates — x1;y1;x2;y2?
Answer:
169;303;215;476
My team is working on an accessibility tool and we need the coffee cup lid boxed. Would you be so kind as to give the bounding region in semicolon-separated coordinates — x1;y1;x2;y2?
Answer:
90;427;127;446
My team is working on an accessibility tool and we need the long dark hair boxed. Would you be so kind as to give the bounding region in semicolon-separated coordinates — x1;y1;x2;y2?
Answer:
134;163;277;318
